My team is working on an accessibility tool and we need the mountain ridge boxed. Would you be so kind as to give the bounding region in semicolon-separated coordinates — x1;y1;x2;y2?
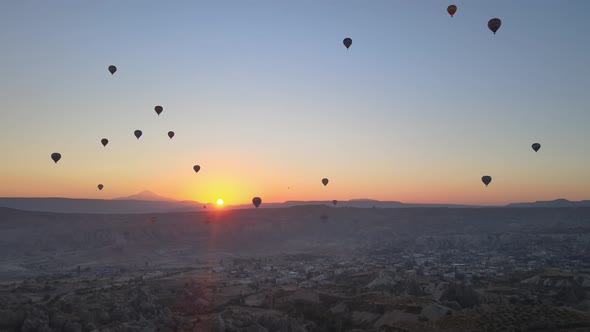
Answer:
0;196;589;214
507;198;590;208
113;190;176;202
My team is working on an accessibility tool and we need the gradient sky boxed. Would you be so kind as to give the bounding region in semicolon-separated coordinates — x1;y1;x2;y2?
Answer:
1;1;589;205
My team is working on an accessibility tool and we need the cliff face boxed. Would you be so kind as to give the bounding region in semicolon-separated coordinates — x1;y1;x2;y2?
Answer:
521;274;587;303
439;283;482;309
366;270;397;289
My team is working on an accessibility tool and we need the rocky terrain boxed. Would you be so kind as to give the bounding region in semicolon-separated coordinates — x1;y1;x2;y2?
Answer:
1;206;590;331
2;267;590;331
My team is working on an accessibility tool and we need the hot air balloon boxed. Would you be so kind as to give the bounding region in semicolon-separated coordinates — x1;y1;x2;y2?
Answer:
155;106;163;116
343;38;352;49
447;5;457;17
101;138;108;147
332;200;337;206
203;205;207;209
51;153;61;163
98;184;104;191
482;176;492;187
134;130;142;139
108;65;117;75
532;143;541;152
252;197;262;208
488;18;501;34
193;165;200;173
322;178;329;186
168;131;175;139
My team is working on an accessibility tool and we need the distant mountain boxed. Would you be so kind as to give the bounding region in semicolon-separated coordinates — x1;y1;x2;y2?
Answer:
1;196;588;214
222;200;476;210
224;200;405;209
506;199;590;208
0;197;466;214
0;197;205;214
113;190;176;202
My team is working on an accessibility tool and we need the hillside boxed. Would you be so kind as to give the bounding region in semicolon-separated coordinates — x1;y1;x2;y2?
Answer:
507;199;590;208
0;197;478;214
1;195;589;214
1;206;590;277
0;197;206;214
113;190;176;202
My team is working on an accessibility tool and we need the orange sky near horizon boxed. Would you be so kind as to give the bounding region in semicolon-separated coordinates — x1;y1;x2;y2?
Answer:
0;117;588;206
1;156;588;206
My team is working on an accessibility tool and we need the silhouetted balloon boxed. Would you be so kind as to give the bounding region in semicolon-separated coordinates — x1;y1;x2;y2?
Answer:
51;153;61;163
252;197;262;208
98;184;104;191
488;18;501;34
447;5;457;17
101;138;108;147
108;65;117;75
193;165;200;173
343;38;352;49
482;176;492;187
155;106;163;116
322;178;329;186
332;200;337;206
168;131;175;139
203;205;207;209
532;143;541;152
134;130;142;139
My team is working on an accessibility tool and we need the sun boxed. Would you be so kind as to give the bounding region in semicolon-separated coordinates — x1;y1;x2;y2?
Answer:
216;198;224;206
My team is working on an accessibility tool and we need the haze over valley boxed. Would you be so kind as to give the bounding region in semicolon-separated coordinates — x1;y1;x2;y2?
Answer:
2;206;590;331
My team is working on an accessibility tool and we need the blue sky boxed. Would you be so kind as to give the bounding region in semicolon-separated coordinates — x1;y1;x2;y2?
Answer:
0;1;589;204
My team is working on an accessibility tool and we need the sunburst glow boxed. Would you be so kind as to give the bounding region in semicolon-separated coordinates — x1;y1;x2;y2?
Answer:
216;199;224;206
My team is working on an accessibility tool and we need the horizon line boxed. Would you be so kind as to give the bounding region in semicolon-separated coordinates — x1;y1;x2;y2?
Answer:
0;195;585;207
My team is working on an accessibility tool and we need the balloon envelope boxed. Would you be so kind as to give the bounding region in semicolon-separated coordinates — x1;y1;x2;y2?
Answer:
332;200;337;206
155;106;163;116
322;178;329;186
168;131;175;139
51;152;61;163
488;18;501;34
101;138;108;147
193;165;200;173
98;184;103;191
108;65;117;75
447;5;457;17
134;130;142;139
343;38;352;49
532;143;541;152
482;176;492;187
252;197;262;208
